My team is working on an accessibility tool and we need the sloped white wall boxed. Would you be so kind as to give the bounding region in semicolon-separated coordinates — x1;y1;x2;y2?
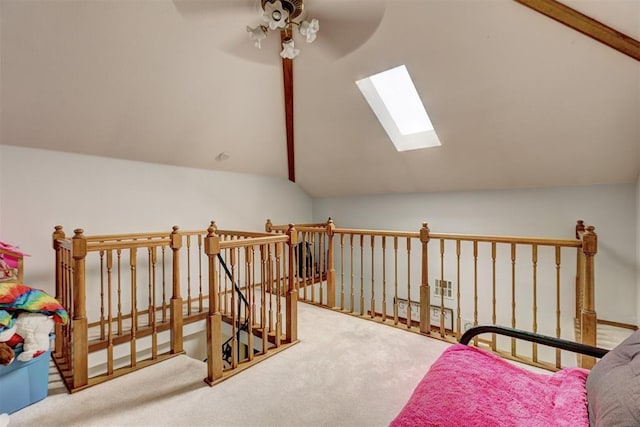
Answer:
0;145;312;295
313;184;637;326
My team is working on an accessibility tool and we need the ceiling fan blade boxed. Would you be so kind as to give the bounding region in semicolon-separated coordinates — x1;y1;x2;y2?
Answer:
172;0;258;19
306;0;386;59
220;32;281;65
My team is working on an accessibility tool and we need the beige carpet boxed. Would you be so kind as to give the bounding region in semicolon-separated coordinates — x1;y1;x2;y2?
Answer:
7;303;451;427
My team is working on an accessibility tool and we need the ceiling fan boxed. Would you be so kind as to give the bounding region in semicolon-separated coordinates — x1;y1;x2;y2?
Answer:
173;0;386;182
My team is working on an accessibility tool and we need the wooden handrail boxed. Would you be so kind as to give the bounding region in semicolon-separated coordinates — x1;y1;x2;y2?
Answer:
429;232;581;247
335;228;419;238
220;235;288;249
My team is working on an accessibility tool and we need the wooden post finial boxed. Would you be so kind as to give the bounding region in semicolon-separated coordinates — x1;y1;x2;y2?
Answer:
170;226;182;249
286;224;298;246
326;218;335;236
204;226;220;256
265;219;273;233
209;221;217;232
72;229;87;258
420;222;430;243
52;226;65;248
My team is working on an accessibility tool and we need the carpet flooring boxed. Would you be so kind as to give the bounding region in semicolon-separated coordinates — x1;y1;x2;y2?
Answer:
8;303;451;427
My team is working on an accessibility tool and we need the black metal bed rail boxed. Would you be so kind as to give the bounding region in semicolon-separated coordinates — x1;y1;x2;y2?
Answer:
460;325;609;359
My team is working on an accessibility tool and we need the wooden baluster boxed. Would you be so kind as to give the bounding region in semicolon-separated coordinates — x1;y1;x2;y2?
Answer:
406;237;411;328
439;239;445;337
147;246;153;327
318;232;324;304
99;250;105;340
350;234;355;313
231;247;238;369
223;247;229;314
150;245;157;359
161;246;167;323
360;234;365;316
580;226;598;369
393;236;399;325
130;246;137;368
311;232;317;303
246;246;254;360
106;250;114;375
198;234;204;313
170;226;183;355
301;232;308;301
555;245;562;369
382;236;387;322
491;242;497;351
456;240;461;338
370;235;375;319
511;243;517;356
117;249;123;335
473;240;478;346
64;247;72;362
204;226;222;385
267;244;274;334
340;233;345;310
419;223;430;334
72;229;88;389
186;235;192;316
532;244;538;363
260;245;268;354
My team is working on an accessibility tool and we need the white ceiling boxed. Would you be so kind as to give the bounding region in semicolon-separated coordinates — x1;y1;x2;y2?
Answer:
1;0;638;197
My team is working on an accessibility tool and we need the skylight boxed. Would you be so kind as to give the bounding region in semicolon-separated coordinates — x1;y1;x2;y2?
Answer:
356;65;441;152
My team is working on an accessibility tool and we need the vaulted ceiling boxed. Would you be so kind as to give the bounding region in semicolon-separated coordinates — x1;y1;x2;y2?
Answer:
1;0;638;197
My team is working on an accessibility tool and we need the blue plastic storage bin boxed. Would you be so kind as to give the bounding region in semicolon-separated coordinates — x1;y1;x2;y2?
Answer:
0;346;51;414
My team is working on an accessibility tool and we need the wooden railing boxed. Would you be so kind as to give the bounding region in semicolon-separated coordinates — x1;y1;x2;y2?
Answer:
267;219;598;370
51;222;298;392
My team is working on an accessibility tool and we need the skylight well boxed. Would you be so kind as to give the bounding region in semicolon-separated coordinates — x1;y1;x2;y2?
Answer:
356;65;440;152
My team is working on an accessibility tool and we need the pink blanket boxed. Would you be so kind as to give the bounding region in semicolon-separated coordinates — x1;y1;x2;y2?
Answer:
390;344;589;427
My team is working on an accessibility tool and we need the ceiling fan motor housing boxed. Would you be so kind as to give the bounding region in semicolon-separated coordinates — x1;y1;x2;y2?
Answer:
262;0;304;20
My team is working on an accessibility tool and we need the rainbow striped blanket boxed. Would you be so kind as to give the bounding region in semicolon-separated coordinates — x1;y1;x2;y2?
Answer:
0;283;69;330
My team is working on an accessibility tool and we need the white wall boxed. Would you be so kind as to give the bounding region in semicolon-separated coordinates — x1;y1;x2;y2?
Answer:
313;184;638;325
637;173;640;326
0;145;312;295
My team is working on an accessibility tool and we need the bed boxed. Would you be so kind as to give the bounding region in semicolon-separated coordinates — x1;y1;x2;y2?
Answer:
390;325;640;427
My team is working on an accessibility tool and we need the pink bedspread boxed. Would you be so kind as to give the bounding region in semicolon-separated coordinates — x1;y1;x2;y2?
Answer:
390;344;589;427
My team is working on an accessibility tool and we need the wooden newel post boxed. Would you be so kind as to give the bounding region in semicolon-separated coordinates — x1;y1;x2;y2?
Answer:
575;220;586;319
169;226;184;355
204;225;223;385
326;219;337;308
286;224;298;343
265;219;273;233
71;229;88;389
580;225;598;369
52;225;66;357
419;222;431;334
